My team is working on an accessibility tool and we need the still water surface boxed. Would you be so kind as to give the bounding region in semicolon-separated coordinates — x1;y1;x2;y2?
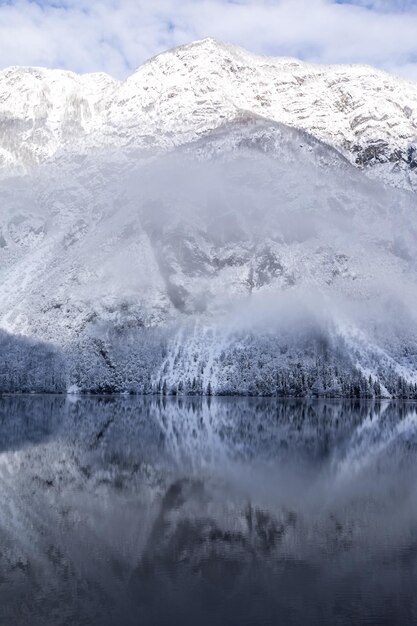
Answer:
0;396;416;626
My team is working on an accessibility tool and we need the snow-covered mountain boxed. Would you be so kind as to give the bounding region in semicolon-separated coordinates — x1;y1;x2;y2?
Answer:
1;40;417;395
2;38;417;188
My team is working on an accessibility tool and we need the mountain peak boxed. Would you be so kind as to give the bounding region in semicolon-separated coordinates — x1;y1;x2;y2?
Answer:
138;36;246;70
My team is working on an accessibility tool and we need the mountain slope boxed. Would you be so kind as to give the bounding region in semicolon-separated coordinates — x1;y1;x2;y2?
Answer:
1;115;417;395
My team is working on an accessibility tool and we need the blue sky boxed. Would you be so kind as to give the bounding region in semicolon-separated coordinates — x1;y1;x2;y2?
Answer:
0;0;416;79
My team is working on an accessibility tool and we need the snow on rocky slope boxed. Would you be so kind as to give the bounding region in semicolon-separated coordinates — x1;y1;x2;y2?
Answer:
1;40;417;395
0;66;117;176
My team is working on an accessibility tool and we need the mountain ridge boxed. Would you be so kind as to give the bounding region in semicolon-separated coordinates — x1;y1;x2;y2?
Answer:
1;38;417;189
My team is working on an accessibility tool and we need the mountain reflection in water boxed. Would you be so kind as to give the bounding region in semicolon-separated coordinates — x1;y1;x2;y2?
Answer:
0;396;416;626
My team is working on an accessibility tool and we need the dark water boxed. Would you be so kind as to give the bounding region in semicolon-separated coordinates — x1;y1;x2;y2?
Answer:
0;396;417;626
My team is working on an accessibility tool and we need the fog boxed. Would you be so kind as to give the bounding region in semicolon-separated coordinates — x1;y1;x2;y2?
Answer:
120;139;417;338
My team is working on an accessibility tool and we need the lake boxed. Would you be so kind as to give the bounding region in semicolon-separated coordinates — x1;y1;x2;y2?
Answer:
0;395;416;625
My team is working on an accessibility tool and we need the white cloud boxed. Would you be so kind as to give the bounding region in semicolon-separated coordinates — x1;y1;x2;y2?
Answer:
339;0;417;11
0;0;416;80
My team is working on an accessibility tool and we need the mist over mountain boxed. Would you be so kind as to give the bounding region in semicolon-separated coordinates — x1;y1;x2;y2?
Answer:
1;39;417;396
